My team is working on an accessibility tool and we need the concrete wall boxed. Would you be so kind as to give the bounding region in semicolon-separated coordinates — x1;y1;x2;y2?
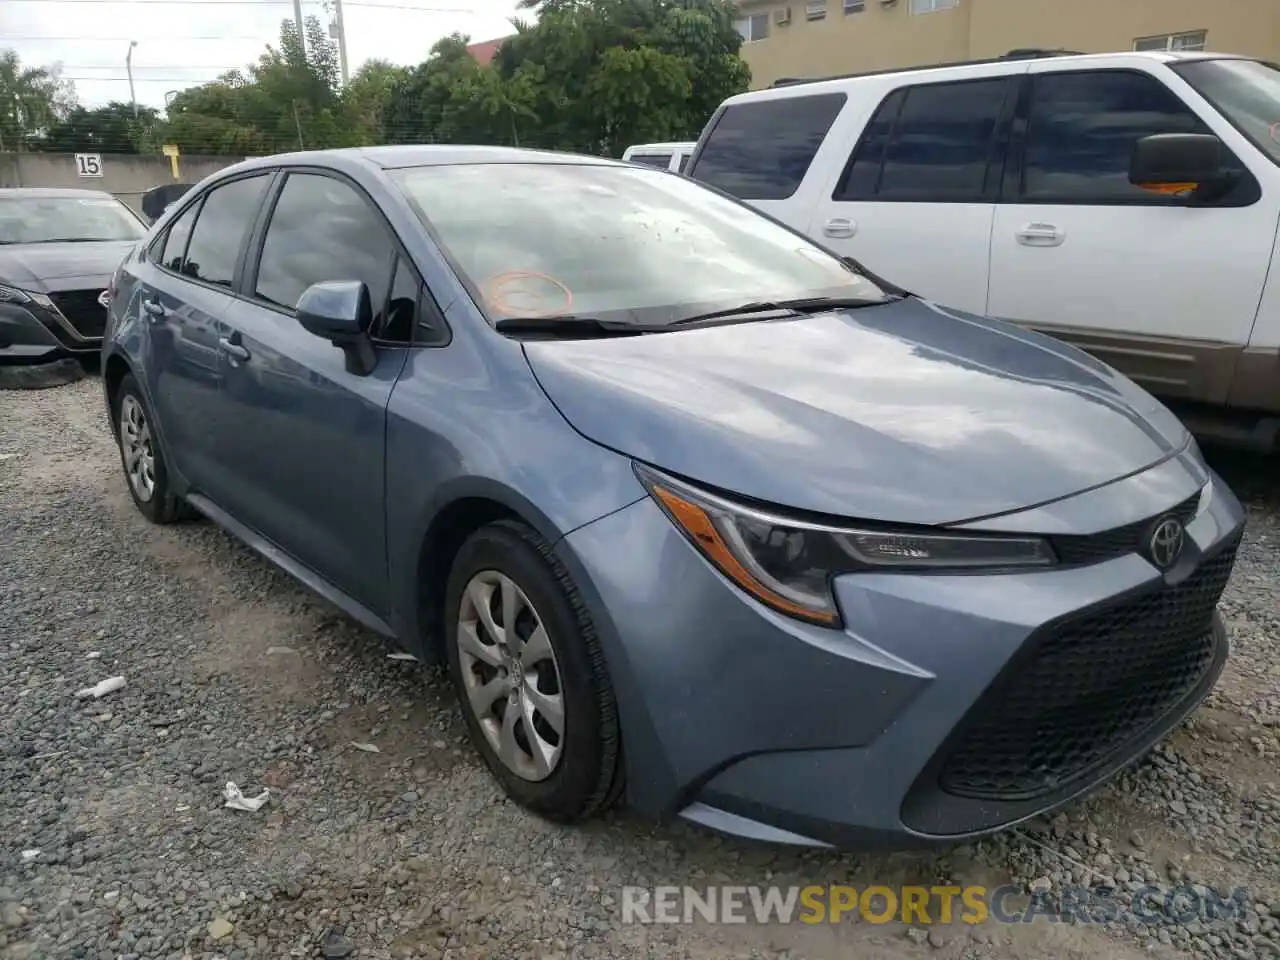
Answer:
0;153;245;215
736;0;1280;90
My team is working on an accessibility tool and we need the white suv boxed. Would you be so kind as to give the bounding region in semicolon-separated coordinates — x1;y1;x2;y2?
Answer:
686;50;1280;448
622;141;696;173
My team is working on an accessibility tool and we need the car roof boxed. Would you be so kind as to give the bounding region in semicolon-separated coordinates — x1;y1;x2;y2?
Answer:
222;144;627;178
725;50;1257;104
0;187;119;200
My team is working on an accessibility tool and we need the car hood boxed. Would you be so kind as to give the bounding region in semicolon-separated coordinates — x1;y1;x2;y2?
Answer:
522;297;1191;525
0;240;136;291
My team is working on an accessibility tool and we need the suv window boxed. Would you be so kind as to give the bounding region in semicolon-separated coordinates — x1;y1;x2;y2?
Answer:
835;77;1012;202
254;173;395;320
628;153;672;169
182;175;270;287
1019;70;1212;203
157;202;198;274
689;93;847;200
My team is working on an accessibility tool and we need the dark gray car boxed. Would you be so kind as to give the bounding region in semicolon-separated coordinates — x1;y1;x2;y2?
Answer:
0;188;145;364
102;146;1246;849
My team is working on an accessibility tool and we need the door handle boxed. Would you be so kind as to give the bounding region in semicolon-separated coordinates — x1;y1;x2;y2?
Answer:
1015;223;1065;247
218;337;251;362
141;298;165;319
822;217;857;239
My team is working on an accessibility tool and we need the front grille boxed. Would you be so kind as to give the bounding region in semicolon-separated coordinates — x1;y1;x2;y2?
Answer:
50;289;108;339
937;537;1238;801
1050;491;1202;566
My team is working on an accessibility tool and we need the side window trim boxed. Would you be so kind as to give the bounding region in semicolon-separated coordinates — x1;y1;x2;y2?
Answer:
1002;66;1259;208
831;75;1018;204
241;165;450;348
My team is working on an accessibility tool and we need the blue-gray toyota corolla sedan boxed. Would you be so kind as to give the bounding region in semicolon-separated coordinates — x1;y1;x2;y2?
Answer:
102;145;1246;849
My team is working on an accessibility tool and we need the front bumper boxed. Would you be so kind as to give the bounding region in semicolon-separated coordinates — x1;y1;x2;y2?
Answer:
558;448;1245;848
0;297;101;363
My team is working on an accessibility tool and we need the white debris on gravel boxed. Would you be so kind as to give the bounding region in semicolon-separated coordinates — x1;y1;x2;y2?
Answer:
1;376;1277;960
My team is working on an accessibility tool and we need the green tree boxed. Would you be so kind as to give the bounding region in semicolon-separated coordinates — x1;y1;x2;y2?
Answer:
39;101;162;154
342;58;410;144
0;49;77;151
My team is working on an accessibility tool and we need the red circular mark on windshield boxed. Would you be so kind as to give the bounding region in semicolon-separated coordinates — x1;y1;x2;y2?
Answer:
484;271;574;318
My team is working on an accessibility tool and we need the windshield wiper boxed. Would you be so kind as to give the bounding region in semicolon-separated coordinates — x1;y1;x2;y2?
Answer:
494;315;665;337
27;237;117;244
668;295;890;327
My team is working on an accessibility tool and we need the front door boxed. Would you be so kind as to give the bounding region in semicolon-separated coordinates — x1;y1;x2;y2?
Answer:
212;170;410;614
986;64;1279;405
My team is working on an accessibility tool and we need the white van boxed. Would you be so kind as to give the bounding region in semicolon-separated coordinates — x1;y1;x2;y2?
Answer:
686;50;1280;448
622;141;696;173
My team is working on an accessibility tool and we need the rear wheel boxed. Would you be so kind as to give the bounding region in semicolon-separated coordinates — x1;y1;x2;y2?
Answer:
112;374;192;524
444;519;623;822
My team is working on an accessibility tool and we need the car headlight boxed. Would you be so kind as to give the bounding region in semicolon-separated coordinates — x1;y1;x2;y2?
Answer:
0;282;58;311
634;464;1057;627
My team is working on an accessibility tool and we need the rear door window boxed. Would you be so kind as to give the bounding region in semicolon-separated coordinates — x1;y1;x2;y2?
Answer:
155;202;198;274
689;93;847;200
834;77;1014;202
181;175;271;287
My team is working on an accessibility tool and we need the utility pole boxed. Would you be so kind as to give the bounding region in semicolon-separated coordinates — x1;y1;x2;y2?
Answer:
293;0;306;55
126;40;138;119
333;0;350;84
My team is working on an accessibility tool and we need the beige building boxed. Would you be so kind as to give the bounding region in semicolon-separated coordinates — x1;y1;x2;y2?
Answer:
734;0;1280;90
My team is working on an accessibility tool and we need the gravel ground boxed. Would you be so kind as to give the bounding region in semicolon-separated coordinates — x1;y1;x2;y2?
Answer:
1;375;1278;960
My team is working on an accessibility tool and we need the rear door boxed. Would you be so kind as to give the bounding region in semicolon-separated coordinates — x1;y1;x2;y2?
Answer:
212;169;414;613
986;63;1276;404
134;173;273;494
807;74;1020;314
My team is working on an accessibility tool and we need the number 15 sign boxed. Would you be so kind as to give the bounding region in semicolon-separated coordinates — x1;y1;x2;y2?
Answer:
75;153;104;177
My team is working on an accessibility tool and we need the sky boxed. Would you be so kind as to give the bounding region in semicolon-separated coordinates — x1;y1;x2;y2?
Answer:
2;0;524;109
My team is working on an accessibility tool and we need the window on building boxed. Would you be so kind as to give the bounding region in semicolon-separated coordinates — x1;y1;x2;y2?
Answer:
834;78;1013;202
688;93;847;201
806;0;827;21
1019;70;1215;203
844;0;865;12
1133;30;1207;52
734;13;770;42
910;0;957;14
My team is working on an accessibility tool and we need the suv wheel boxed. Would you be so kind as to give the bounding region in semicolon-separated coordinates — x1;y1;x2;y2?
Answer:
112;373;192;524
444;519;623;822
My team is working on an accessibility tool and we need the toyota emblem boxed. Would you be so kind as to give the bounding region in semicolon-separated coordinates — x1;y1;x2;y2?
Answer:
1148;516;1186;570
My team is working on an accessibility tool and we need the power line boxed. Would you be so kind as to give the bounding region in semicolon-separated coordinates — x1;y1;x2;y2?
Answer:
7;35;269;41
6;0;477;7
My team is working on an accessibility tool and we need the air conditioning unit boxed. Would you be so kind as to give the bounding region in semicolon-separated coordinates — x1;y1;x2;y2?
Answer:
775;7;792;24
805;0;826;18
880;0;898;7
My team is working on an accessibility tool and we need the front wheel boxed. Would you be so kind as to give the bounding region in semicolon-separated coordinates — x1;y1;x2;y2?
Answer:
112;373;192;524
444;519;623;822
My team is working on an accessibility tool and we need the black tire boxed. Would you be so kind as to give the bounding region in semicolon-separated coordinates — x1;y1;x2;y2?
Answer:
444;519;623;822
111;373;194;524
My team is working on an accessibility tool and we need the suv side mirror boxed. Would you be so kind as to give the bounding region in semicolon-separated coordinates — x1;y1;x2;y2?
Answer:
296;280;377;376
1129;133;1235;203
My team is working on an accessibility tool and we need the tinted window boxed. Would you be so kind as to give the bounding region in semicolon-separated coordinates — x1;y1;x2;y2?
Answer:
183;176;270;287
689;93;847;200
1174;58;1280;166
629;153;672;168
1020;71;1209;202
254;173;394;316
380;255;421;344
837;78;1010;201
157;203;197;273
675;154;689;173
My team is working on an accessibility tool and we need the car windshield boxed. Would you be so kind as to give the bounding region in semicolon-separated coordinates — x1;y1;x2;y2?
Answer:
0;195;147;244
1173;58;1280;166
391;161;887;325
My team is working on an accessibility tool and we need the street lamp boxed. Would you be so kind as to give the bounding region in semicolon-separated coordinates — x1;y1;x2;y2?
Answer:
126;40;138;119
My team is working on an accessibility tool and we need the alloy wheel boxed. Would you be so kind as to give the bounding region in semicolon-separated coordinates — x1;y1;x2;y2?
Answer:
456;570;565;782
119;394;156;503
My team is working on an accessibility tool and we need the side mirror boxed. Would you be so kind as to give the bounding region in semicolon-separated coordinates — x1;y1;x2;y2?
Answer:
1129;133;1234;202
296;280;377;376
